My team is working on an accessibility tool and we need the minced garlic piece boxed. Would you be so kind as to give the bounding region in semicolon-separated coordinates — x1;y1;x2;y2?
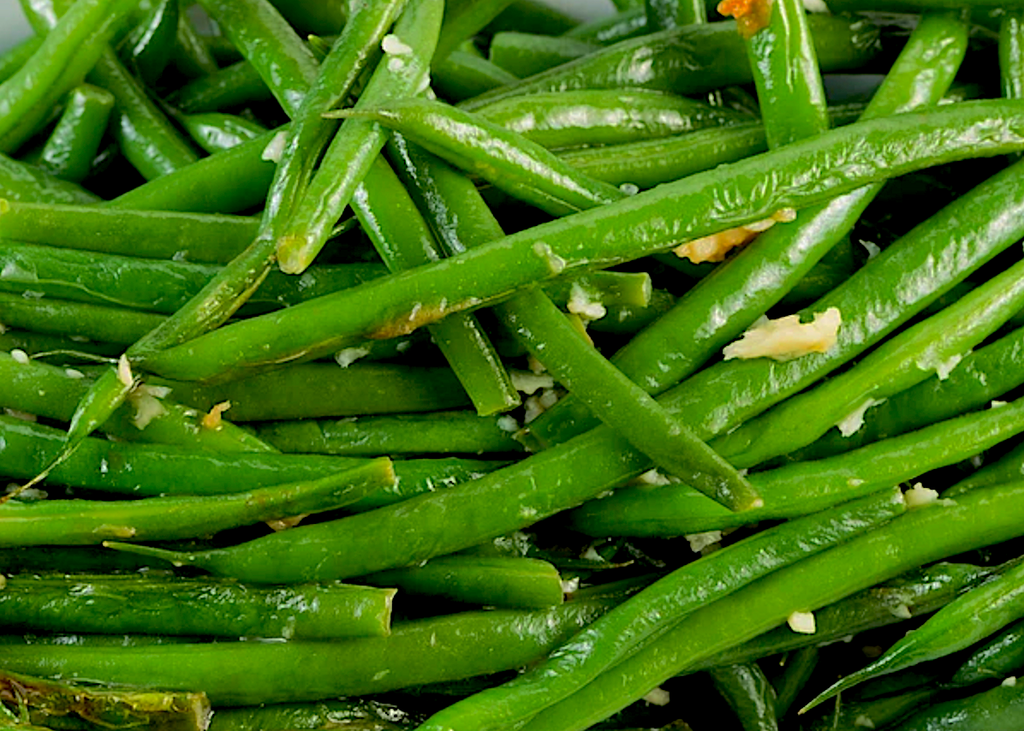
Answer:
685;531;723;553
116;354;134;387
567;282;607;321
202;401;232;430
904;483;939;508
129;385;171;430
837;398;886;437
511;369;554;395
723;307;841;362
673;210;796;264
642;687;671;706
787;610;816;634
261;130;287;163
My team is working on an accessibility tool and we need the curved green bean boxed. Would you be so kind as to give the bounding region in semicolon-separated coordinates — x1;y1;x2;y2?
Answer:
31;83;114;182
709;663;779;731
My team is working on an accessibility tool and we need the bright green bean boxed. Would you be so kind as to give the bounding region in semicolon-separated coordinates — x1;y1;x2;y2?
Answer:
31;83;114;182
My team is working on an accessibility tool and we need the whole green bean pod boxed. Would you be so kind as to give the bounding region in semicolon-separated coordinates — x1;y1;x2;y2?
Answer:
0;201;260;264
946;438;1024;496
140;100;1024;384
179;112;267;154
474;88;748;149
527;10;970;447
256;412;523;456
0;416;498;509
0;670;209;731
207;700;410;731
712;255;1024;469
412;489;904;731
0;293;163;345
345;98;629;216
118;0;178;85
488;0;580;35
30;84;114;182
0;600;613;706
708;663;779;731
0;351;275;452
0;36;43;86
0;330;121;361
361;556;564;609
0;152;100;204
888;680;1024;731
460;15;878;110
487;32;598;78
0;574;394;640
517;481;1024;731
2;0;140;153
170;3;219;79
568;395;1024;536
951;617;1024;686
803;558;1024;710
275;0;444;274
2;458;393;546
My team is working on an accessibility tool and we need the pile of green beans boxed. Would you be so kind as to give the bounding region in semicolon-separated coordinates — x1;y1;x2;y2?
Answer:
5;1;1024;731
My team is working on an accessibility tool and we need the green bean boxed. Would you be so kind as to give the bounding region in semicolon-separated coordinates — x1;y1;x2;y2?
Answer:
169;2;219;79
952;617;1024;686
709;663;779;731
434;0;515;63
1;457;393;546
154;362;472;421
194;0;318;117
527;10;970;447
460;15;878;110
118;0;178;85
165;58;276;113
0;599;612;707
255;412;524;456
487;32;598;78
0;200;260;264
0;574;395;639
804;559;1024;710
106;125;280;212
30;84;114;183
266;0;346;35
0;36;43;86
140;100;1024;384
347;98;633;214
353;155;520;416
0;152;100;203
179;112;267;154
1002;10;1024;99
0;293;163;345
712;256;1024;469
0;330;121;362
275;0;445;274
414;489;904;731
207;700;410;731
568;395;1024;536
0;351;275;452
0;670;209;731
518;481;1024;731
1;0;137;154
474;89;748;149
361;556;564;609
947;438;1024;496
0;545;171;573
803;686;939;731
562;7;647;44
888;680;1024;731
432;50;519;101
771;647;819;718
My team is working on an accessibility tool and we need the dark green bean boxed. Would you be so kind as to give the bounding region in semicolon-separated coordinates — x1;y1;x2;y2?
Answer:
889;680;1024;731
0;36;44;86
709;663;779;731
487;32;598;77
1002;10;1024;99
952;617;1024;686
803;686;939;731
0;574;395;639
118;0;178;85
474;88;748;149
255;412;524;457
0;330;121;361
0;152;100;203
486;0;580;35
562;7;647;44
361;556;564;609
460;15;878;110
0;293;163;345
169;2;219;79
0;600;613;706
1;457;393;546
432;50;520;101
771;647;819;718
434;0;515;63
165;58;275;113
31;84;114;183
207;700;410;731
140;100;1024;384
